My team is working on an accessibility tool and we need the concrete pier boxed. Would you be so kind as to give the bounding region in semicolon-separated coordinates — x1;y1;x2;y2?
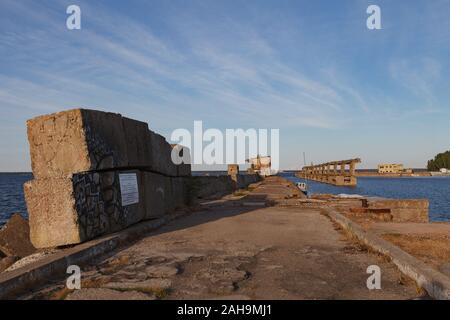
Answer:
2;174;449;300
1;109;446;300
5;176;424;299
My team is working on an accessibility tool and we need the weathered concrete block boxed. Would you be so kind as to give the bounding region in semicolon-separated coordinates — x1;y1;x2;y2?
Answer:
141;172;187;219
142;172;168;219
236;174;260;189
367;199;429;210
24;170;146;248
171;145;192;177
149;132;177;176
187;174;260;200
27;109;129;178
122;117;152;168
177;164;191;177
366;199;429;223
27;109;187;178
188;176;234;199
170;177;187;211
24;109;195;248
24;178;81;247
388;208;428;223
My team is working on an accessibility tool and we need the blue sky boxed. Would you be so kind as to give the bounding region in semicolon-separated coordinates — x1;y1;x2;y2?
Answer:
1;0;450;171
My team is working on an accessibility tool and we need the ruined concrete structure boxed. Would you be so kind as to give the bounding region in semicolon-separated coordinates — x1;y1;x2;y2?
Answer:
364;199;429;223
297;158;361;186
24;109;259;249
24;109;193;248
247;156;272;176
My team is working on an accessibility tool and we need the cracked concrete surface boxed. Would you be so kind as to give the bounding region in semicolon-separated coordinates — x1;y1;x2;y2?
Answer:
24;205;420;300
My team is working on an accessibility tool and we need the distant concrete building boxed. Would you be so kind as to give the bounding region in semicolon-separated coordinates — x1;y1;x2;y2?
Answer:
378;163;405;174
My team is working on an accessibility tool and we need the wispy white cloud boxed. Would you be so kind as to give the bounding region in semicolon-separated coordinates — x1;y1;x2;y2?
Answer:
0;0;375;132
389;57;441;109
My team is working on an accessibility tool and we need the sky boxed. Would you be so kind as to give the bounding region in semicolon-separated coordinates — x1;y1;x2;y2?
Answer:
1;0;450;171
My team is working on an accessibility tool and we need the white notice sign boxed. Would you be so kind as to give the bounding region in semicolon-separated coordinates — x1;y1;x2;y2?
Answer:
119;173;139;206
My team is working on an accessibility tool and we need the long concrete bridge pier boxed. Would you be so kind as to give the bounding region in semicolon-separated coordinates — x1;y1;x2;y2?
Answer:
297;158;361;186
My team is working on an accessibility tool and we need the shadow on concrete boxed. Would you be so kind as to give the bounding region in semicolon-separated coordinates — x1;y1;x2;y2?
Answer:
151;196;269;237
89;192;271;263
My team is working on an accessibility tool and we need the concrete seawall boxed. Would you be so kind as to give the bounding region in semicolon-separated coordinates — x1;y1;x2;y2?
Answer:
188;174;261;200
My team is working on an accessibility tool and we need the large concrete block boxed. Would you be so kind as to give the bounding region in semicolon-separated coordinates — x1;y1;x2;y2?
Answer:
366;199;429;223
187;176;235;199
27;109;128;178
149;132;178;176
170;177;187;211
186;174;260;200
122;117;152;168
24;178;82;247
171;144;192;177
27;109;186;178
178;164;192;177
141;172;187;219
24;170;145;248
142;172;168;219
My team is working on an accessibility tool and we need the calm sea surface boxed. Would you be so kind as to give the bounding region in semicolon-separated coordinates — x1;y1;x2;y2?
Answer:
281;172;450;222
1;172;449;226
0;173;32;226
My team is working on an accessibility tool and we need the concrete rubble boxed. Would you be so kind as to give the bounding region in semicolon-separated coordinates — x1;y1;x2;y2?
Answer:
0;214;36;273
0;214;36;258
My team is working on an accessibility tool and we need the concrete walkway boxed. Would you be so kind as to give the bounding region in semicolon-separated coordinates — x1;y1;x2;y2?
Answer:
25;177;420;300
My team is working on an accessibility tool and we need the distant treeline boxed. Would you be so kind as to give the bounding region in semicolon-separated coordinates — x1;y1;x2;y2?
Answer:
427;150;450;171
